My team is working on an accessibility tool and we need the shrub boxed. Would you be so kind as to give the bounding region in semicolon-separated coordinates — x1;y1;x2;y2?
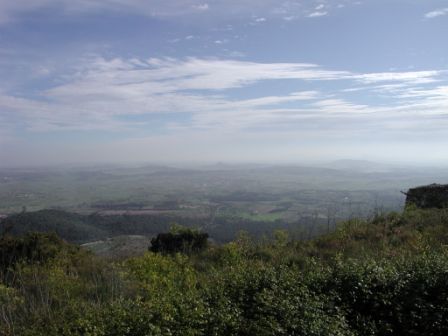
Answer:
150;227;208;254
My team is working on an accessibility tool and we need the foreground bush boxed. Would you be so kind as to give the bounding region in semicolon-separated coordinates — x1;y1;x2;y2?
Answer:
2;209;448;335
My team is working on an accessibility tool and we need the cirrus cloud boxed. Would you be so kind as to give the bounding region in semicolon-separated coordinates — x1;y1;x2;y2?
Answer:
0;56;447;135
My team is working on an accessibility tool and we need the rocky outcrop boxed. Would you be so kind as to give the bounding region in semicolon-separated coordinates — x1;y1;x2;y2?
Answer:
404;184;448;209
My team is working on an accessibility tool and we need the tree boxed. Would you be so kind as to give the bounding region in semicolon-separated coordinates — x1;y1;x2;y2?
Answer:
149;226;208;254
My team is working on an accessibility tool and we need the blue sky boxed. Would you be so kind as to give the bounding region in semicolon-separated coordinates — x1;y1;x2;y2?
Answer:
0;0;448;166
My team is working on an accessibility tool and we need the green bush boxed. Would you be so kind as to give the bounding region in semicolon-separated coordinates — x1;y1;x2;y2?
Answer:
3;209;448;335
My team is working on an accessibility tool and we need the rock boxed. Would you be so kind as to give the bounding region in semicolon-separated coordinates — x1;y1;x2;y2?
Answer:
404;184;448;209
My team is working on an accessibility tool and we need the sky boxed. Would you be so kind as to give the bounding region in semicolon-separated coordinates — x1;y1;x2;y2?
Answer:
0;0;447;167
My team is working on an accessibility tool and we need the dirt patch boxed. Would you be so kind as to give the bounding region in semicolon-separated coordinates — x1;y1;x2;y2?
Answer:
82;235;152;259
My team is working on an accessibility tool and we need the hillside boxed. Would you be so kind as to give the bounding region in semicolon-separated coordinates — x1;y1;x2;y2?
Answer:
2;207;448;335
0;208;332;245
0;210;107;243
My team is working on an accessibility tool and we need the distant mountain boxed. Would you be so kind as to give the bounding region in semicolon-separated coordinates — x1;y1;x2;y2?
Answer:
198;162;271;171
321;160;396;173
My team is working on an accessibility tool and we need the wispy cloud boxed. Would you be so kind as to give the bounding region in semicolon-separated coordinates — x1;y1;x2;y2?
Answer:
192;3;209;11
425;8;448;19
0;0;356;24
354;70;444;84
1;56;447;136
308;11;328;18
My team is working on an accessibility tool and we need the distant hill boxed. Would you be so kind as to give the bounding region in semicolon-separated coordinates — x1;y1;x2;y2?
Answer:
322;159;395;173
0;209;168;244
0;210;106;243
1;209;313;245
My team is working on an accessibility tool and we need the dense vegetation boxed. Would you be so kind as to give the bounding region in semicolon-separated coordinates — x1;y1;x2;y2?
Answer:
150;227;209;254
2;206;448;335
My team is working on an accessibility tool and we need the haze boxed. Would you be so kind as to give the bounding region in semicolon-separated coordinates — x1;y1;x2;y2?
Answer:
1;0;448;167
